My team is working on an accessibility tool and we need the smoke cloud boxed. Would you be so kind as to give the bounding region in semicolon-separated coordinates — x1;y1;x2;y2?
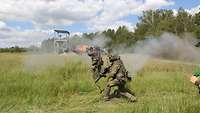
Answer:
120;32;200;74
134;33;200;62
23;32;200;75
23;53;66;71
70;33;110;48
120;54;149;75
90;34;110;48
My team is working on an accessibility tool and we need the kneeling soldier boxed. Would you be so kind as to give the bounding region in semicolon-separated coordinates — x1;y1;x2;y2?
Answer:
102;54;136;102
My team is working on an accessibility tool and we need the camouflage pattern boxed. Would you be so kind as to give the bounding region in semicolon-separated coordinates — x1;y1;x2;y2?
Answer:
103;55;136;102
87;46;103;79
193;70;200;94
195;80;200;94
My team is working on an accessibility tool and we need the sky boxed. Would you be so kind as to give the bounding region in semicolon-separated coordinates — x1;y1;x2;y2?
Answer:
0;0;200;47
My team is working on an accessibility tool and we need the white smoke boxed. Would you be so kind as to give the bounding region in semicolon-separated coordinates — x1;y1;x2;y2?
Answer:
134;33;200;62
120;32;200;75
70;33;110;48
23;53;67;71
91;34;110;48
120;54;149;75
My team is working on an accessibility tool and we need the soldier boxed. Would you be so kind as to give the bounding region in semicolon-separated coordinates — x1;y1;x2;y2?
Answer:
101;54;136;102
86;46;104;79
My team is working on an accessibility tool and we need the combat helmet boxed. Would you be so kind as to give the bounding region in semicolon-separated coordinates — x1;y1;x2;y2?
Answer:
86;46;94;56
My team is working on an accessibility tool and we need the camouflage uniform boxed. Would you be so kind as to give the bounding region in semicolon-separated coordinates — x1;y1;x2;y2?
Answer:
87;46;103;79
195;80;200;94
103;55;136;102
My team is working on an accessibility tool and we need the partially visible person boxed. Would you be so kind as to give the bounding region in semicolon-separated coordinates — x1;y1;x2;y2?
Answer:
190;69;200;94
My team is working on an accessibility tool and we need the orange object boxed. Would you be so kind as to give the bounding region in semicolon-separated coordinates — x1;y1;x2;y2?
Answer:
73;45;90;54
78;45;90;53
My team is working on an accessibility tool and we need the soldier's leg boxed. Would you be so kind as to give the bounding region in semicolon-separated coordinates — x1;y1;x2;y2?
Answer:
121;86;136;96
195;80;200;94
104;79;119;101
118;84;137;102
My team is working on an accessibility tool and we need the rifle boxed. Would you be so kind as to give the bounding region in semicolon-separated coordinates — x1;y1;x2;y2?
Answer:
94;67;109;93
94;73;106;93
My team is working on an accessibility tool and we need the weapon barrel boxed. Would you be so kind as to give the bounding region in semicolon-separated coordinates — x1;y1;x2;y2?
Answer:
95;76;101;83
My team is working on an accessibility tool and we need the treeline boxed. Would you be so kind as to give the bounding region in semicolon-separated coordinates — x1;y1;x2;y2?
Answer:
83;8;200;48
0;46;27;53
0;46;40;53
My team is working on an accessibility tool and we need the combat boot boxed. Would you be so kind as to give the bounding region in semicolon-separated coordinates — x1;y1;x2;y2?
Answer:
119;91;137;102
129;96;137;102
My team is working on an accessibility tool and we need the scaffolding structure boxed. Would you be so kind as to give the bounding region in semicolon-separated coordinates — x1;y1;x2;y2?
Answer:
53;30;70;54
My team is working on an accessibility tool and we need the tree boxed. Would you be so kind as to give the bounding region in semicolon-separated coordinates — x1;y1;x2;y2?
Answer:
194;9;200;38
175;8;194;35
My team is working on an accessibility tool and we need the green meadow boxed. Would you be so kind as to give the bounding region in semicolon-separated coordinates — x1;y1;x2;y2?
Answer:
0;53;199;113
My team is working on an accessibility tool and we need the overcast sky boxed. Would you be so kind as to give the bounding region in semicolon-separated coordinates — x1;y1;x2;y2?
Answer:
0;0;200;47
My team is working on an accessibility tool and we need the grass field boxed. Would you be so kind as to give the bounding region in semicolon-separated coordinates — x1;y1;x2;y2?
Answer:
0;53;200;113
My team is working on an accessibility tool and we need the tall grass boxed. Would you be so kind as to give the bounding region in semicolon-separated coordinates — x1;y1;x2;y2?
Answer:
0;53;199;113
